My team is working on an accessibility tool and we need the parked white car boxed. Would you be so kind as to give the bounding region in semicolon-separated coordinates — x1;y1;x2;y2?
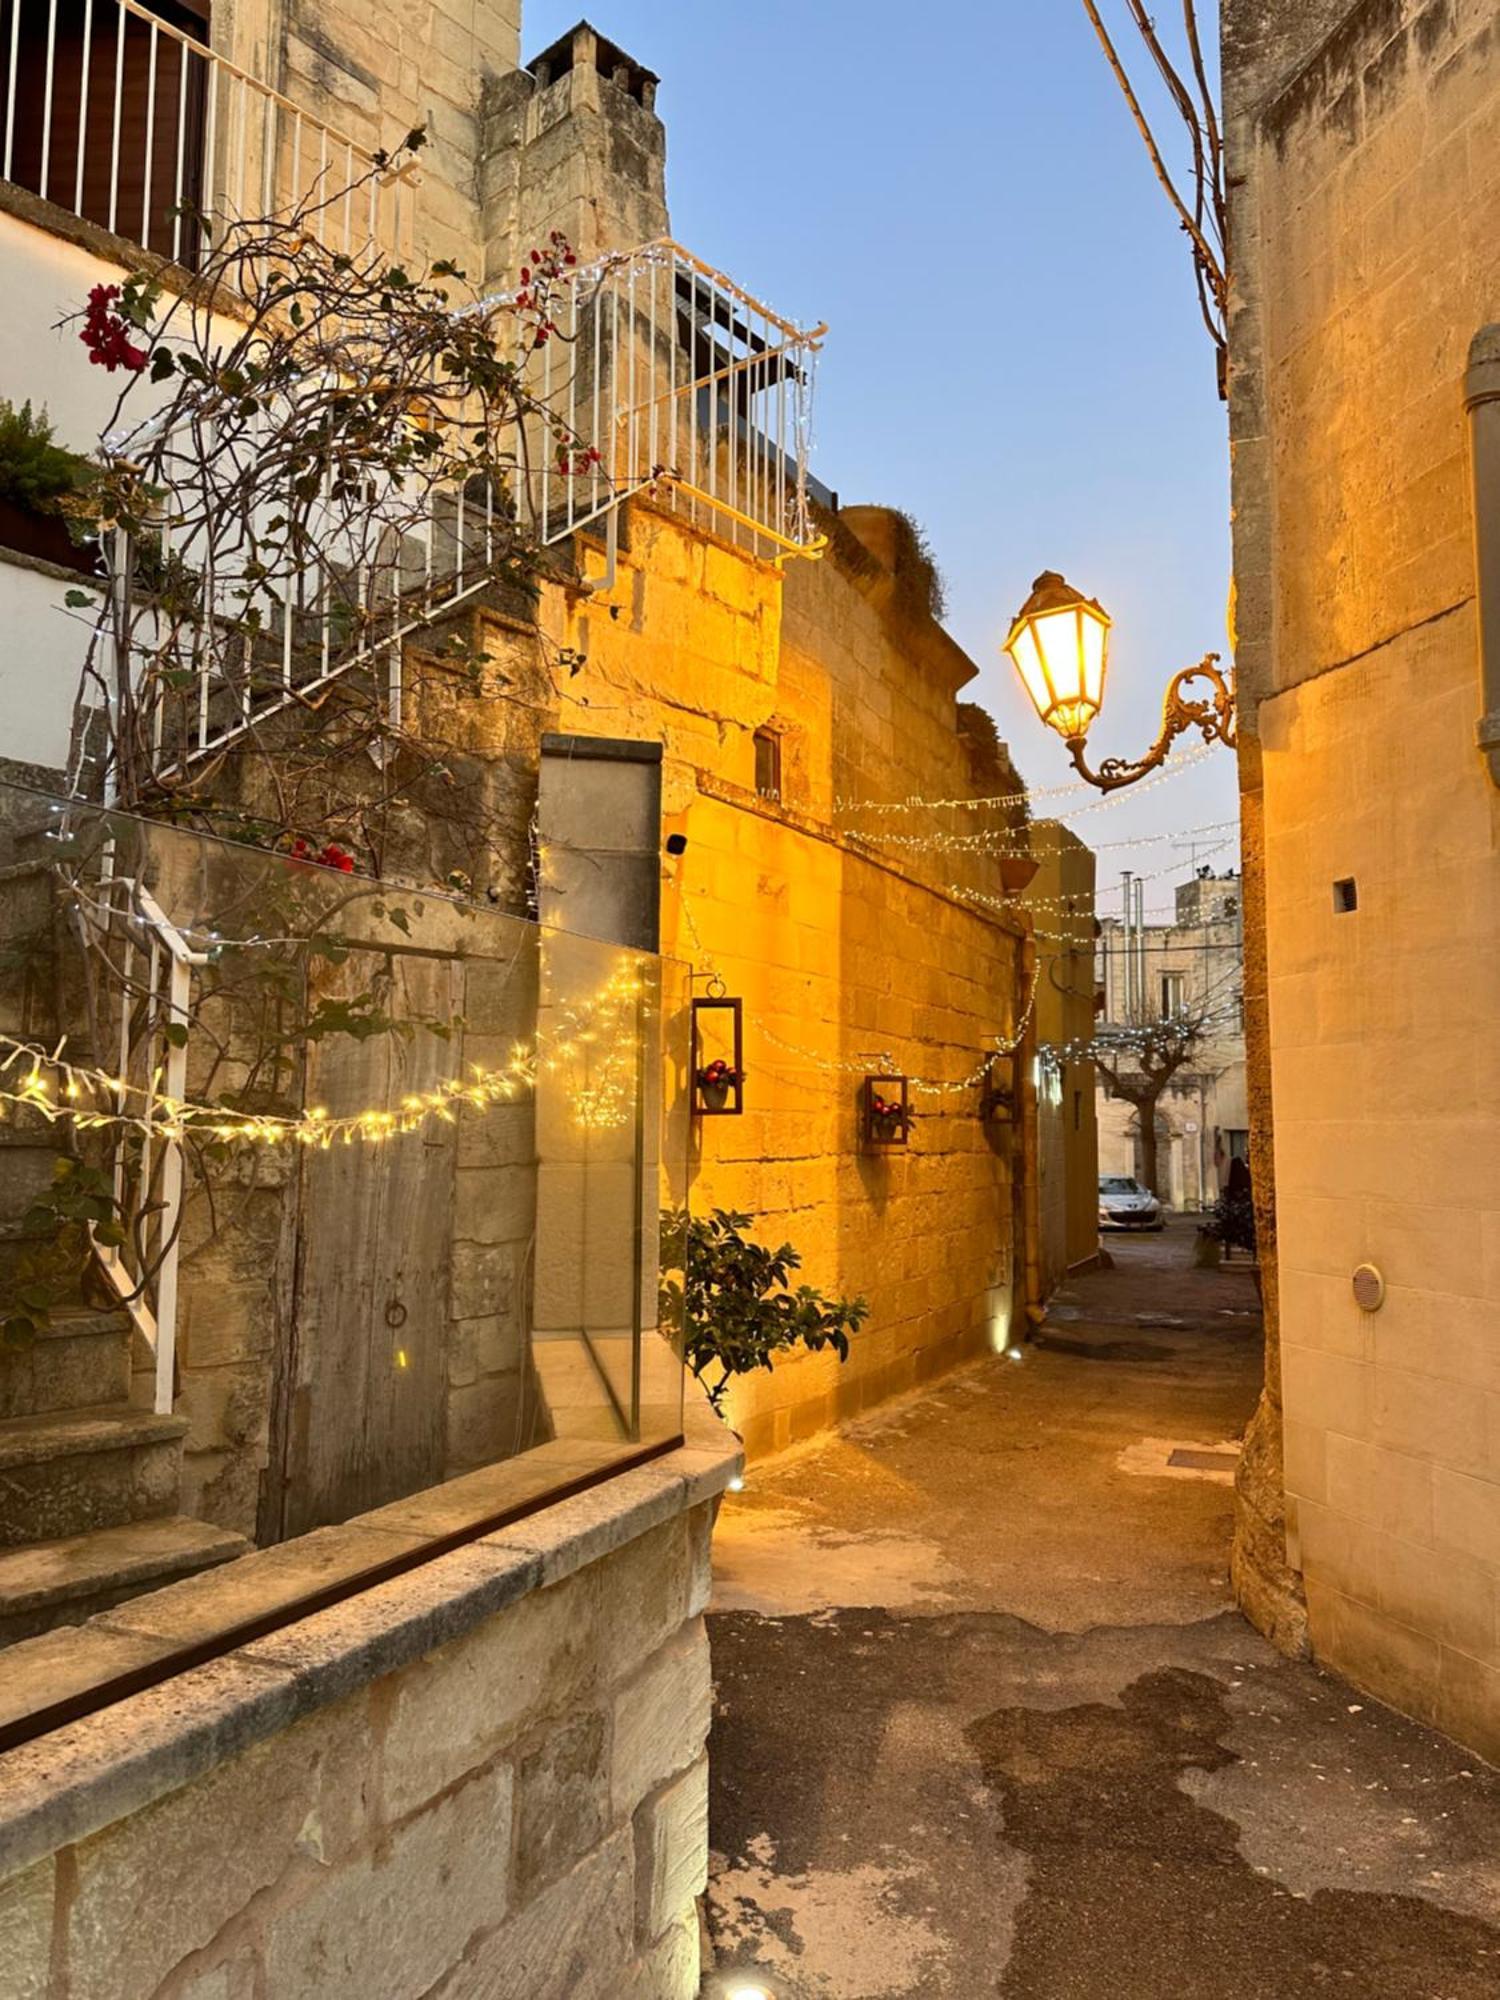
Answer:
1098;1175;1164;1231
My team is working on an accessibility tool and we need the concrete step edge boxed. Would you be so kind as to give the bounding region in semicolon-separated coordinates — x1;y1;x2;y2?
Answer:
0;1515;249;1619
0;1404;189;1469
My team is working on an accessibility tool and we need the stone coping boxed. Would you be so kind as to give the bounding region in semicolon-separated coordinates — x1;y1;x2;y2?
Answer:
0;1394;741;1881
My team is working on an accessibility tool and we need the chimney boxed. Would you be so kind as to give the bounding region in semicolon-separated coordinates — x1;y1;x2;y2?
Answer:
480;20;669;286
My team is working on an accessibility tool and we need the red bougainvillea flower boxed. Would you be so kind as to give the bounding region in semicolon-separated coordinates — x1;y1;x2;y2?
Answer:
79;284;148;373
287;837;356;873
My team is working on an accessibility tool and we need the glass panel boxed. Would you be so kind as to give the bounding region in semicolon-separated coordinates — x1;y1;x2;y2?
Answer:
1030;607;1085;708
1008;620;1054;724
0;774;686;1722
1080;605;1108;710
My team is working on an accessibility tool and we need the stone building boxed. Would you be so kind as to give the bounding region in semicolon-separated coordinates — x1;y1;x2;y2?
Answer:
1222;0;1500;1761
0;6;1085;1990
1094;867;1248;1210
1028;821;1100;1288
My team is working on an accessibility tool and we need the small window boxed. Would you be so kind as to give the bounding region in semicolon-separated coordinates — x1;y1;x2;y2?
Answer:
753;727;782;802
1333;878;1358;914
1160;972;1185;1017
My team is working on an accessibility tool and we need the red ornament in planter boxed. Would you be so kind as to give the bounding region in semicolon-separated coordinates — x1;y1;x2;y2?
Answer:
862;1075;912;1148
691;995;745;1116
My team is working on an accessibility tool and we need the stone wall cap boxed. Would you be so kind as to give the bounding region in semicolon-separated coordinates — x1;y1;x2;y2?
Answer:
0;1407;740;1883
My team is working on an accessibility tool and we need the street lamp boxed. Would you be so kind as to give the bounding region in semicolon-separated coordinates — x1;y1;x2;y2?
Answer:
1003;570;1236;791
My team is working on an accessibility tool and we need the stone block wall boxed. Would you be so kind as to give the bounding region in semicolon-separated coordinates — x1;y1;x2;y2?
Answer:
525;504;1031;1457
0;1428;737;2000
1029;822;1099;1286
1223;0;1500;1749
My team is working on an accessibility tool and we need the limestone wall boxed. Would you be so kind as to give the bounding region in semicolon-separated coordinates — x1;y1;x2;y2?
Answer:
525;503;1030;1456
0;1426;737;2000
1222;0;1500;1751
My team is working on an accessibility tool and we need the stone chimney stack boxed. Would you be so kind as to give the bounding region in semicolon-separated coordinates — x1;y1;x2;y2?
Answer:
480;20;668;286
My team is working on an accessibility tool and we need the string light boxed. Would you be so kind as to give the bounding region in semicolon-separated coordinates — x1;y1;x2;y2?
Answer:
860;816;1238;858
833;739;1215;820
1038;999;1244;1075
676;893;1035;1100
0;958;655;1147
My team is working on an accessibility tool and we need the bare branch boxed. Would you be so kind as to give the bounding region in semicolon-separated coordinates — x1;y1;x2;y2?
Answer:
1079;1;1228;392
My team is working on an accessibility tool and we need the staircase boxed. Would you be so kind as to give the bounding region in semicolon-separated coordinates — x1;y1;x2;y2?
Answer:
0;852;248;1647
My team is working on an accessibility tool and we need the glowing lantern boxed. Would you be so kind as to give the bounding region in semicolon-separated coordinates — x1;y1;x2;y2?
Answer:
1003;570;1112;743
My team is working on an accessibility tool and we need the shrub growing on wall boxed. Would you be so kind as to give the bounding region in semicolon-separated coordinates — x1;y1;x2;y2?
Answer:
659;1207;868;1415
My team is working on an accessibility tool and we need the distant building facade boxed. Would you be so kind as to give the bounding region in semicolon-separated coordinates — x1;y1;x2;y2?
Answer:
1094;869;1247;1210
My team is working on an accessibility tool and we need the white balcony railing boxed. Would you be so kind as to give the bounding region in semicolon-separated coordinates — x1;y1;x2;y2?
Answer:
94;236;826;777
0;0;407;263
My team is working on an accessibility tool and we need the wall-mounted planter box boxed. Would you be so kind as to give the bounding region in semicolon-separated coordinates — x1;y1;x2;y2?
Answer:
691;995;744;1116
980;1054;1017;1124
862;1075;911;1148
0;497;99;575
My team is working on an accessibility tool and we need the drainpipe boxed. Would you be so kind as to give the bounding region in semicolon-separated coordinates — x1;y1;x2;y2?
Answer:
1120;871;1134;1014
1464;323;1500;786
1019;931;1046;1334
1136;884;1152;1016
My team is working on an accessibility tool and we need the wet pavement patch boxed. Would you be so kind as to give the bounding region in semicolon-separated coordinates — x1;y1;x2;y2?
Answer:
708;1609;1500;1999
968;1664;1500;1999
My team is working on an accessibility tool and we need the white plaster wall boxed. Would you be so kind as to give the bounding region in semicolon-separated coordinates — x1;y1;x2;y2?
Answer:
0;556;88;771
0;207;249;775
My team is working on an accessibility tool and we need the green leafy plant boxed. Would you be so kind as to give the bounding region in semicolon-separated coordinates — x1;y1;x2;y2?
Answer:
3;1159;124;1347
659;1206;868;1415
0;399;94;513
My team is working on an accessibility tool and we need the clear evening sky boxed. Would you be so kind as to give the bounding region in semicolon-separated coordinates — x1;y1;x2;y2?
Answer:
527;0;1237;915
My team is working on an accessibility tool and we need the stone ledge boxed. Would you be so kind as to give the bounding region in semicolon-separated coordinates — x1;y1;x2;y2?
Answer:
0;1402;741;1882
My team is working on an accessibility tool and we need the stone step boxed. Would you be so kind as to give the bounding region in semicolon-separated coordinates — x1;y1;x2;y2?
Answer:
0;1513;249;1645
0;1403;189;1546
0;1306;132;1420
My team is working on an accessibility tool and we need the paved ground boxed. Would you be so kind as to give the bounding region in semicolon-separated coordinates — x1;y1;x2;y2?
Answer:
701;1220;1500;2000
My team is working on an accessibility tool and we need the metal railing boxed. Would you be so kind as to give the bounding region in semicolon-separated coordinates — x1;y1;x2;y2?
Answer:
0;0;407;262
506;238;827;565
101;236;825;776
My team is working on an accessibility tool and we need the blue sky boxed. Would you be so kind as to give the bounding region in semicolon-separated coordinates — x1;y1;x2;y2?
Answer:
526;0;1237;912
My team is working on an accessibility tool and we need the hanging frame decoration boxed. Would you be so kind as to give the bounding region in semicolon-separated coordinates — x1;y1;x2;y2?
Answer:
690;990;746;1117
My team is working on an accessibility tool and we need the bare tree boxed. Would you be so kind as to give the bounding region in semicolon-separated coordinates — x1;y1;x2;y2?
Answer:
1080;2;1228;394
1093;1001;1222;1197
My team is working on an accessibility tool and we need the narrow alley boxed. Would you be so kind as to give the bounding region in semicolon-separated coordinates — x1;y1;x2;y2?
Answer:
703;1222;1500;1999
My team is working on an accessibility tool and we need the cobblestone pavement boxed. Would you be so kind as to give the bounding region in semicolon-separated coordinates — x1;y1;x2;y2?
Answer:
702;1220;1500;2000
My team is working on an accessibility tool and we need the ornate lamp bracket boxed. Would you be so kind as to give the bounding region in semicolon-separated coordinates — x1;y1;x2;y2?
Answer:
1064;653;1236;792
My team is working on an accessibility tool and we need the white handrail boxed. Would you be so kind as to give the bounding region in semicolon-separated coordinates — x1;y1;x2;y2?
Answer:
121;236;825;777
90;871;208;1414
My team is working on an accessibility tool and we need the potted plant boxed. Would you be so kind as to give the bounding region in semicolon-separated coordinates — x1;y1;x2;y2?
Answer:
659;1206;868;1416
695;1056;745;1113
863;1076;913;1147
0;400;99;572
690;993;745;1116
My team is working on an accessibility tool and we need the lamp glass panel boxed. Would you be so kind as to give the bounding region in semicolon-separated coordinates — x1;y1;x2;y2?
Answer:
1080;607;1108;709
1008;621;1054;724
1029;607;1086;707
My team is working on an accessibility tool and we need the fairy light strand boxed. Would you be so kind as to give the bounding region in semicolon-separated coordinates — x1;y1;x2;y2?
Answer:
0;959;655;1147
